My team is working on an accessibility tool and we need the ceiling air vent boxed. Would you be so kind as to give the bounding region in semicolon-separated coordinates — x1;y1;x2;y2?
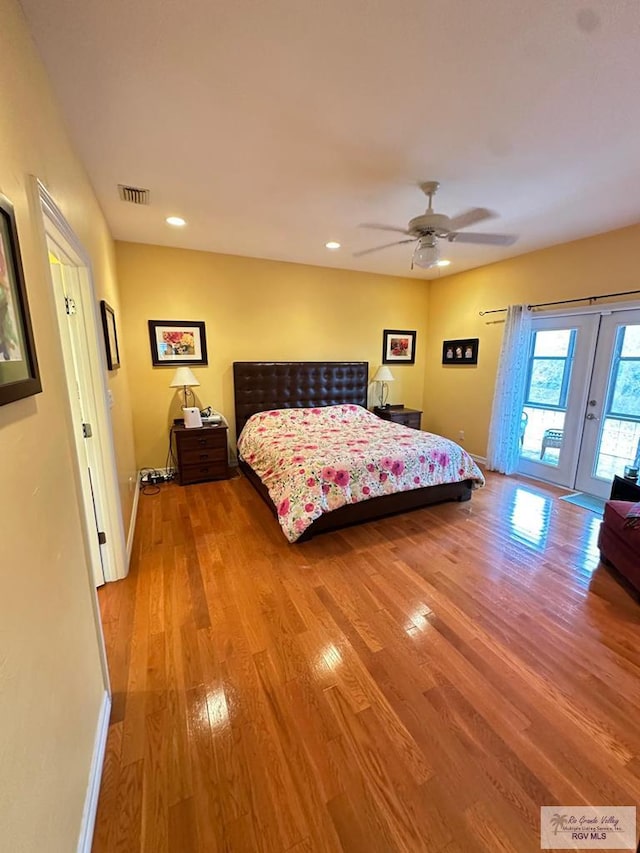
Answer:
118;184;150;205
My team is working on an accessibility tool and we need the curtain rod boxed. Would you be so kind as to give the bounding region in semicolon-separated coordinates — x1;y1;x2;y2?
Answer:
479;287;640;317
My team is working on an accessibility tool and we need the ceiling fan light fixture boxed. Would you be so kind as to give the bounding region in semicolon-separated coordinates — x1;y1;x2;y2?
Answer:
412;234;439;269
357;180;518;267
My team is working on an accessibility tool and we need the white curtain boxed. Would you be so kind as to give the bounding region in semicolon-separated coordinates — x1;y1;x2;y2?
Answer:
486;304;532;474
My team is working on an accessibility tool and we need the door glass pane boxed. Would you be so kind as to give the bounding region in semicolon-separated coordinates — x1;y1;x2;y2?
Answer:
521;328;576;468
593;324;640;480
610;362;640;417
533;329;573;357
620;325;640;357
528;360;567;406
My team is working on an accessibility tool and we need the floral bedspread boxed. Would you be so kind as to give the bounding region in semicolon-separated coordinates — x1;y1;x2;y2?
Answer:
238;405;484;542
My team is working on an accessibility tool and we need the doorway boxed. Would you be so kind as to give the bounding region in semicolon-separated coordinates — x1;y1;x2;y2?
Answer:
518;308;640;498
49;248;108;585
37;180;127;585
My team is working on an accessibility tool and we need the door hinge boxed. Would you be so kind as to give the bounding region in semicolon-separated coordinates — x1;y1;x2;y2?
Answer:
82;422;93;438
65;296;77;315
98;531;107;545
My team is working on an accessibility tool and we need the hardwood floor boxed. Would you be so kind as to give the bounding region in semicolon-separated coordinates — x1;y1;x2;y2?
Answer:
93;471;640;852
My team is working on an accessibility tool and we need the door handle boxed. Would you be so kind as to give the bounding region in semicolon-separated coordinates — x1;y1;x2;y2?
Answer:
585;413;598;420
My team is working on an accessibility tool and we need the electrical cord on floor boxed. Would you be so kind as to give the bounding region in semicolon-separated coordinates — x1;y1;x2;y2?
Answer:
139;467;164;496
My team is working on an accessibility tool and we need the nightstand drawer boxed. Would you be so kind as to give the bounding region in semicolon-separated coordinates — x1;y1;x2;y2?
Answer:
180;461;228;484
180;446;227;465
176;431;226;451
180;461;229;486
395;413;421;429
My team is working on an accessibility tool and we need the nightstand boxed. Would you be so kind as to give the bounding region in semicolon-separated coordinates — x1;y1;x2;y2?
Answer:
172;423;229;485
373;405;422;430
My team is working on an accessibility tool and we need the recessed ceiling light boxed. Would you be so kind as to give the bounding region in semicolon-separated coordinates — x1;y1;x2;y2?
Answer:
437;259;451;267
325;241;341;250
166;216;187;227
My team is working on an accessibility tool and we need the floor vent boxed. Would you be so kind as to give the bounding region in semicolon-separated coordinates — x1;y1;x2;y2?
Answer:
118;184;150;205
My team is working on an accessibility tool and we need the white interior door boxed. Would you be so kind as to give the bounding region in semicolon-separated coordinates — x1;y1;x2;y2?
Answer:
518;314;600;488
49;250;107;586
575;310;640;498
38;179;128;584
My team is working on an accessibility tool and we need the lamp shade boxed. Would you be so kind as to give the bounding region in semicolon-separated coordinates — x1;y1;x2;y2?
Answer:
169;366;200;388
372;366;394;383
412;234;440;269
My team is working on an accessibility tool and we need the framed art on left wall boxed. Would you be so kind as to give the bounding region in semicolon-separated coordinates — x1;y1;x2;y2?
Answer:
0;194;41;405
100;300;120;370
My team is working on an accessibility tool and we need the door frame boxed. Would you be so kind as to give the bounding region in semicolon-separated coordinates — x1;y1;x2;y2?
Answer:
518;313;600;488
575;308;640;498
518;300;640;492
48;256;108;585
33;177;127;583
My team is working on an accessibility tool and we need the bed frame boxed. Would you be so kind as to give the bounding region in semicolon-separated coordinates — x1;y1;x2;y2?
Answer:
233;361;473;540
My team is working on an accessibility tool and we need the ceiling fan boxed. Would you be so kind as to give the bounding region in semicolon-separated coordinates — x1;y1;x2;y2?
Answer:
355;181;518;269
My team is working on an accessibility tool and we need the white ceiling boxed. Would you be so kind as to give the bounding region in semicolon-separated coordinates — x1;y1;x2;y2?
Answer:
20;0;640;279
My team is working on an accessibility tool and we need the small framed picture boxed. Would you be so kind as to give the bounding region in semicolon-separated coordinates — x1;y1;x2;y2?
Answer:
442;338;479;365
0;194;42;406
148;320;208;366
100;301;120;370
382;329;416;364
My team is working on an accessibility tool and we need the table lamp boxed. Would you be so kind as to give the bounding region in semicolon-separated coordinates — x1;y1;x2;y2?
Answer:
372;365;394;408
169;366;200;407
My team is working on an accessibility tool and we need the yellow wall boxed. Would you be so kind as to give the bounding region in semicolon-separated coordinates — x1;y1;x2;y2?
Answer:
115;241;430;467
425;223;640;457
0;0;136;849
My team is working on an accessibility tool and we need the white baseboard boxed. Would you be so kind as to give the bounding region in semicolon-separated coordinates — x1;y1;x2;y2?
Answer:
77;690;111;853
126;472;141;566
470;454;487;465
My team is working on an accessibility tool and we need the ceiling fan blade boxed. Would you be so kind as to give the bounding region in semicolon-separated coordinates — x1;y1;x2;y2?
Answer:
353;239;416;257
448;231;518;246
358;223;412;235
447;207;497;231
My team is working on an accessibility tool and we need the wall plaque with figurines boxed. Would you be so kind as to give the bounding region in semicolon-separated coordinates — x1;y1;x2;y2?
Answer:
442;338;479;365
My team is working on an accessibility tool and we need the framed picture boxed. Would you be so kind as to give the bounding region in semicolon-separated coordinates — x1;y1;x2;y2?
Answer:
148;320;208;366
382;329;416;364
0;195;41;406
100;300;120;370
442;338;479;365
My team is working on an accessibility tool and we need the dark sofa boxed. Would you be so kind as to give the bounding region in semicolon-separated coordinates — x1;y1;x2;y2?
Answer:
598;500;640;593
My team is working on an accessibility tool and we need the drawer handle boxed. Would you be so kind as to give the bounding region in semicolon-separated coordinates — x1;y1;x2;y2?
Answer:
198;438;207;445
200;453;208;459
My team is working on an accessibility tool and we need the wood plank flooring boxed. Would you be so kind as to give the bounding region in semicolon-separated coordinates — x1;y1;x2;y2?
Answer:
93;471;640;852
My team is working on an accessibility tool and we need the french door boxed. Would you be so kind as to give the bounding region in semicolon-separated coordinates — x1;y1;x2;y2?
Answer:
575;310;640;497
518;308;640;497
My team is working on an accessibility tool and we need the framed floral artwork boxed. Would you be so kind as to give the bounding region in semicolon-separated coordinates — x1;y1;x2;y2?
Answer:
148;320;208;366
0;194;42;406
382;329;416;365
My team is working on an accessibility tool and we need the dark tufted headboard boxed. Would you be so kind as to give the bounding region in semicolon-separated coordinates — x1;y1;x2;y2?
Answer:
233;361;369;437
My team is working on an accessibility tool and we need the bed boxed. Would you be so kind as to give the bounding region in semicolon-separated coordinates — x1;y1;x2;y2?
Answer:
233;361;484;541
